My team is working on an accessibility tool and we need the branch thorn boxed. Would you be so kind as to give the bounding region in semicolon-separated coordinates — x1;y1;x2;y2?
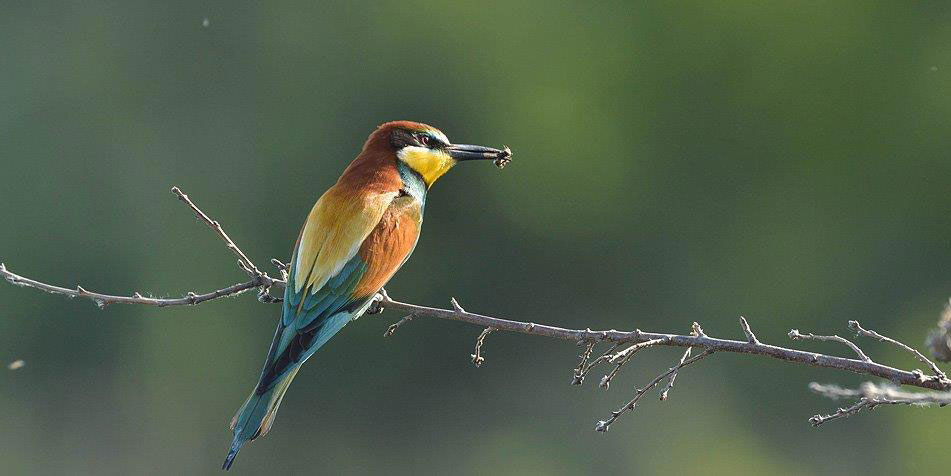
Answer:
739;316;760;344
450;297;466;313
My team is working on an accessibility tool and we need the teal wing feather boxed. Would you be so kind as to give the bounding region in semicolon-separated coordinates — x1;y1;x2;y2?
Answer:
256;253;370;393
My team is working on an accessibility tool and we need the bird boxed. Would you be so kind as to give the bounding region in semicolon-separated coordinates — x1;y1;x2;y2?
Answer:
222;121;511;470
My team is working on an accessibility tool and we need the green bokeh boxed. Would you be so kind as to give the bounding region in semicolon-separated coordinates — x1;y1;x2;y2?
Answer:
2;2;950;474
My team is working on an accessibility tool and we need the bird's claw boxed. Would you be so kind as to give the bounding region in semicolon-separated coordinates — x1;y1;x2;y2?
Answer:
366;289;389;315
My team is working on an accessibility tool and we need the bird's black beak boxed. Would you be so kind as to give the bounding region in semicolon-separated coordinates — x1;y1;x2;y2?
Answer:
447;143;510;162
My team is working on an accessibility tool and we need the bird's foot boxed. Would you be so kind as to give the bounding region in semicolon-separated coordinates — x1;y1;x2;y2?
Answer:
366;288;390;315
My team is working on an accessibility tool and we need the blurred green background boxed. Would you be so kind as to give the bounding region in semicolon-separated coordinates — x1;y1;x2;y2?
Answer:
2;1;950;474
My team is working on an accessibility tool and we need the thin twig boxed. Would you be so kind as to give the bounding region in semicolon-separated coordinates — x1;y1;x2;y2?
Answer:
810;382;951;406
572;343;623;386
596;349;714;431
571;341;597;385
600;338;669;390
849;320;948;381
471;327;495;367
383;314;415;337
789;329;872;363
660;347;693;401
808;381;951;426
809;399;877;426
170;186;264;279
660;323;703;401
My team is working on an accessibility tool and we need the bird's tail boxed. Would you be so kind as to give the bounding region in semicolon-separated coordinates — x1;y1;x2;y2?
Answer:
222;366;301;471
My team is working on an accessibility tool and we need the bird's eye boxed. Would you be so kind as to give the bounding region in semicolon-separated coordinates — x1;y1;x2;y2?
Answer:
417;134;433;148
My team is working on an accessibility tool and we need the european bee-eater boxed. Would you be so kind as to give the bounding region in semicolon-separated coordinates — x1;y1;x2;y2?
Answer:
223;121;510;470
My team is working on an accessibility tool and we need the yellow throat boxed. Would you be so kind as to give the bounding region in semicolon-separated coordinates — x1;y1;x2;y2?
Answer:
398;146;455;187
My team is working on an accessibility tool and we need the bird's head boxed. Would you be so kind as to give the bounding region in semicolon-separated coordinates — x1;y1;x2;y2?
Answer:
364;121;510;188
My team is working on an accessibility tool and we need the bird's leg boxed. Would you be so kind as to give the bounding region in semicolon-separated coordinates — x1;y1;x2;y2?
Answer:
366;288;389;315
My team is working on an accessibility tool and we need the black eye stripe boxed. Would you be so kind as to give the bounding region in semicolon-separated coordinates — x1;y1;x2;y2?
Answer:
390;128;444;150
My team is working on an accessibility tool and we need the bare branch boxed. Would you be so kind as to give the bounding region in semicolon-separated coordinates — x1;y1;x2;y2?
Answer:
596;349;714;432
1;263;268;308
376;294;951;392
849;320;948;382
6;258;950;394
3;185;950;434
471;327;495;367
3;187;285;309
789;329;871;363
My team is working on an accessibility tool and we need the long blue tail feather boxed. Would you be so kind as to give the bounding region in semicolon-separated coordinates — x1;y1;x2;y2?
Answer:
222;443;241;470
222;366;300;471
